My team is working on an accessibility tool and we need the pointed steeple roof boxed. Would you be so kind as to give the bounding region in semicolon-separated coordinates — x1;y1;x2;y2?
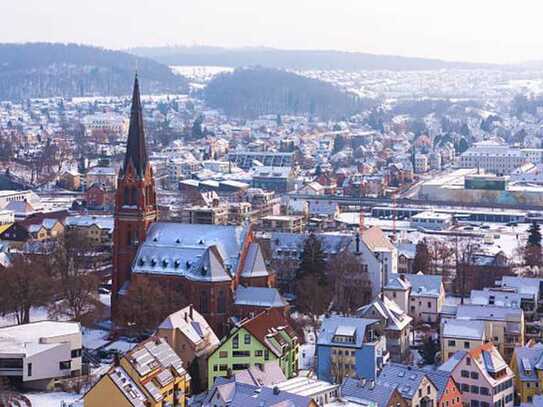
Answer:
123;74;148;178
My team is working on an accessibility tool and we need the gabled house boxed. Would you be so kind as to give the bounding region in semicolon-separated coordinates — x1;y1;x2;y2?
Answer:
357;296;412;363
85;337;191;407
316;315;387;383
425;369;463;407
511;343;543;403
157;305;219;392
376;364;439;407
385;273;445;324
207;308;298;388
341;377;408;407
439;343;514;407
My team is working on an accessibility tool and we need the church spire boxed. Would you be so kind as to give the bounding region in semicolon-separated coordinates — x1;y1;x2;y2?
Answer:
123;74;148;178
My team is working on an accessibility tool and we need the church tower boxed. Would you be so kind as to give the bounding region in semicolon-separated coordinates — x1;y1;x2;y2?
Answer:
112;75;157;308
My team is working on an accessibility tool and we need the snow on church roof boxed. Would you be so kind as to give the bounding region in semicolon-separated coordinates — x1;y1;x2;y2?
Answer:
132;223;250;282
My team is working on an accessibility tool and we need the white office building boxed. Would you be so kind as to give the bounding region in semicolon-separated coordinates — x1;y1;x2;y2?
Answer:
0;321;82;389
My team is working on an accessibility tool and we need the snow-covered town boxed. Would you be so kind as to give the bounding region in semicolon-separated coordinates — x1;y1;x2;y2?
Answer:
3;2;543;407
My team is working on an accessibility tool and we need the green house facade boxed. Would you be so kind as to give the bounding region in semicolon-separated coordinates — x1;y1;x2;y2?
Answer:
207;309;299;388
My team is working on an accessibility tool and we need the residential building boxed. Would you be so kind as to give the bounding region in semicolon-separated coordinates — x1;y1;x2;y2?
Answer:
439;343;514;407
425;370;463;407
157;305;220;391
0;321;82;390
252;166;295;193
181;205;229;225
341;377;408;407
316;315;387;384
455;304;524;361
385;273;445;324
84;337;190;407
459;141;543;175
511;344;543;403
203;377;317;407
376;364;439;407
260;215;305;233
207;308;299;388
414;154;429;174
357;297;413;363
64;215;113;246
440;319;486;362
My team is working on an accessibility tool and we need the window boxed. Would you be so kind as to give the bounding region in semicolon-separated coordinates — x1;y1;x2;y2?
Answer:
232;363;250;370
470;385;479;394
232;335;239;349
200;290;209;314
471;401;480;407
481;403;490;407
264;350;270;361
427;385;431;395
255;350;263;357
213;365;218;372
427;302;431;308
219;364;228;371
448;340;456;346
218;289;226;314
27;363;32;377
461;384;469;392
480;387;490;396
71;349;82;358
464;342;470;349
219;351;228;358
461;370;469;378
233;351;250;357
59;361;71;370
466;357;471;366
419;389;422;398
0;359;23;369
244;334;251;345
470;372;479;380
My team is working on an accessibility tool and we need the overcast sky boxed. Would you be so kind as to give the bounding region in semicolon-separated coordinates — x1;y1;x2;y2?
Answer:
1;0;542;64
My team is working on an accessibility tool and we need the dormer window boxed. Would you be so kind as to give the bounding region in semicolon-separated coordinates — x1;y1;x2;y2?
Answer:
174;259;180;269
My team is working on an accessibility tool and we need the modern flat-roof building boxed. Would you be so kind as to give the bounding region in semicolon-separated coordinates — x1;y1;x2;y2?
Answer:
0;321;82;389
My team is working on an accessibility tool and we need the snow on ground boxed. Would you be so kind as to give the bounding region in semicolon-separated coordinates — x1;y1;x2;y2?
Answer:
26;392;82;407
104;340;137;353
0;306;69;328
82;328;110;350
299;326;316;370
99;293;111;308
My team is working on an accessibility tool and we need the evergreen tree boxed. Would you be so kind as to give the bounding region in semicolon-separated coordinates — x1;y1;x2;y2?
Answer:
188;359;202;394
528;222;542;246
299;234;326;280
420;336;440;365
191;115;204;139
525;222;542;267
413;239;432;274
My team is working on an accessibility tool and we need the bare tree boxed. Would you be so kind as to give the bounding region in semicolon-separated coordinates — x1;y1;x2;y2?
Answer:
117;277;186;337
295;273;333;338
329;250;372;313
48;236;101;324
0;255;54;324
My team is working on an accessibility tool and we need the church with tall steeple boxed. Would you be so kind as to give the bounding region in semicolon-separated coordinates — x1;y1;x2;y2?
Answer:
112;75;158;309
111;76;282;336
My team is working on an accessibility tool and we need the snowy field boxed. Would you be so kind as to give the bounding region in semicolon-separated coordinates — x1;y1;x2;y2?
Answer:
26;392;82;407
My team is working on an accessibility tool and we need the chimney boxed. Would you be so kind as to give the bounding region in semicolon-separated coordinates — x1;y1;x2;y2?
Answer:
113;353;120;367
189;305;194;320
355;233;361;255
